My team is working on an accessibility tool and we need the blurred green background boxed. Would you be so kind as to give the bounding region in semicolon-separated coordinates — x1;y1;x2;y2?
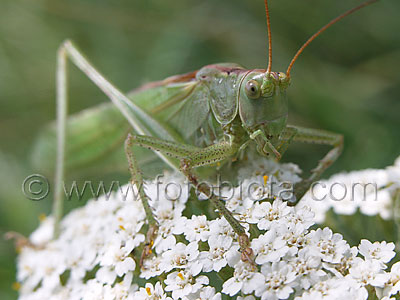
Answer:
0;0;399;298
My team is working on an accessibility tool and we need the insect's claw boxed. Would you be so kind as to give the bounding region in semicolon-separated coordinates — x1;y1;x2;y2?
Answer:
241;247;257;270
238;233;256;268
140;243;153;268
139;224;158;268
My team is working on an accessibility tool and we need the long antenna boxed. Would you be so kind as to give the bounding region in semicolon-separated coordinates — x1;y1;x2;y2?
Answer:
286;0;379;78
264;0;272;73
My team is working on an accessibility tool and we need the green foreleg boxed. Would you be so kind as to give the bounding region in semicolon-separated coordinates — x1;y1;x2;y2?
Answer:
178;142;255;265
124;134;159;267
126;134;255;265
277;126;298;157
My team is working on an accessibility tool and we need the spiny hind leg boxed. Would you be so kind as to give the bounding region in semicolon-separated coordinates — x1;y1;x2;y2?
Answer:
55;40;176;237
287;125;343;202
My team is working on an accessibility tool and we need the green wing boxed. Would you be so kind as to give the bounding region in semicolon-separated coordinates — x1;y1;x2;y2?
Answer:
130;80;211;140
32;103;131;178
31;79;206;179
160;83;210;140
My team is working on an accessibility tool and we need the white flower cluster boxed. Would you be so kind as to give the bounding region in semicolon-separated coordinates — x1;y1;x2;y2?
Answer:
299;156;400;223
16;159;400;300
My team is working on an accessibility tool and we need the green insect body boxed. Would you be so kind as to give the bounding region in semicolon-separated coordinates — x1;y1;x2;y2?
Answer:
31;0;379;267
34;65;288;176
33;64;288;178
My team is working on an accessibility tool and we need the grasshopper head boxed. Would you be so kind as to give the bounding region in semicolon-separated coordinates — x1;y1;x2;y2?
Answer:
248;0;378;157
238;70;290;157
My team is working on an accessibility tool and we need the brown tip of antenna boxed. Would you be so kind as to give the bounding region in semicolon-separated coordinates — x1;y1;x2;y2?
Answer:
264;0;272;73
286;0;379;78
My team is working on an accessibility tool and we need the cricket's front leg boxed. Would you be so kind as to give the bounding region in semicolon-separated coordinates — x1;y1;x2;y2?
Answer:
123;134;207;266
124;134;159;267
126;134;255;266
287;125;344;202
277;126;298;158
125;133;202;267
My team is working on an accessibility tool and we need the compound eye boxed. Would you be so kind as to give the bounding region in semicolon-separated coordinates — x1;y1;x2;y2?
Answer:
245;80;261;99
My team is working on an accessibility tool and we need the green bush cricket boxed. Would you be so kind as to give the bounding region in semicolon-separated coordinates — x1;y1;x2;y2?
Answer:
32;0;380;266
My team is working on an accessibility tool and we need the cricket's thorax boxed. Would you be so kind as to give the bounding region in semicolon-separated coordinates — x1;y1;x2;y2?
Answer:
189;64;245;148
196;64;247;126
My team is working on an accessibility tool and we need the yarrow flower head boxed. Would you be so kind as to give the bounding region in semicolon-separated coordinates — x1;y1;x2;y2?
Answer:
14;157;400;300
299;156;400;223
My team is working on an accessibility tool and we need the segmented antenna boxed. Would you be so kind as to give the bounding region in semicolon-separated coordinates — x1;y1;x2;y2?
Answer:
286;0;379;78
264;0;272;73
